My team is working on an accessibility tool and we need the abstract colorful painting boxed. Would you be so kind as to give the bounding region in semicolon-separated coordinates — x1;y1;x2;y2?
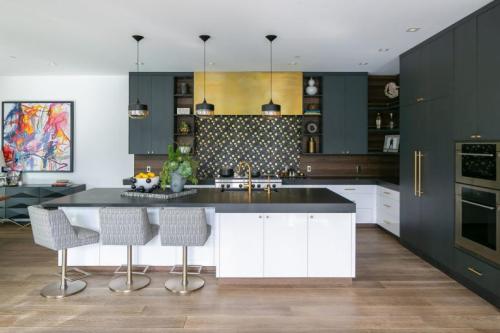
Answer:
2;102;73;172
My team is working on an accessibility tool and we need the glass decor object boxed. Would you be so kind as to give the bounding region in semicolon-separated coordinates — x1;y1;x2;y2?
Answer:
376;112;382;129
389;112;395;129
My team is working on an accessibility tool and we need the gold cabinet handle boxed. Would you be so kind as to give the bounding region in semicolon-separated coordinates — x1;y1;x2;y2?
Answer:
383;204;391;208
383;191;391;195
417;150;423;197
383;219;392;224
467;267;483;277
344;188;356;191
416;97;425;102
414;151;418;196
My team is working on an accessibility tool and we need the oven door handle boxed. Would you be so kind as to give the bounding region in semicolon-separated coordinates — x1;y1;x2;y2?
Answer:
457;152;495;157
461;199;496;210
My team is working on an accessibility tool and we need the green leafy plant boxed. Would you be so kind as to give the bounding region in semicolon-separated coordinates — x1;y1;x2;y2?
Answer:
160;144;199;189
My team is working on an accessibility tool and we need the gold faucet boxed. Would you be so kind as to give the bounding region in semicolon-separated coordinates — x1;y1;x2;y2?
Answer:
237;161;252;195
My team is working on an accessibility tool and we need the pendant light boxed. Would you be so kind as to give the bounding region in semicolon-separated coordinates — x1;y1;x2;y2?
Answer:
128;35;149;119
262;34;281;117
195;35;215;117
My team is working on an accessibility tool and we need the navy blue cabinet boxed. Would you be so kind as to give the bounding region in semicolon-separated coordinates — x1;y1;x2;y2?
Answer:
129;73;175;155
322;73;367;154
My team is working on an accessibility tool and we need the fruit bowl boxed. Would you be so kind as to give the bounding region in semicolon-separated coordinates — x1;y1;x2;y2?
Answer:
130;172;160;192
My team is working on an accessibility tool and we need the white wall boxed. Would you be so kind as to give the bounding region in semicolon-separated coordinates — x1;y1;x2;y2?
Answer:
0;75;133;188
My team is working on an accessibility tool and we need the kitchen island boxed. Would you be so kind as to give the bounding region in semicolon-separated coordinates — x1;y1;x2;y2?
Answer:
42;188;356;280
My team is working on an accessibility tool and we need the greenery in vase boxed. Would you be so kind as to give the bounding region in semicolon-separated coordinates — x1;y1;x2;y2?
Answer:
160;144;199;189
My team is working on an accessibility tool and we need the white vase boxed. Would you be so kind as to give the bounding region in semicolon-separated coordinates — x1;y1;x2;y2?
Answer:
305;77;318;96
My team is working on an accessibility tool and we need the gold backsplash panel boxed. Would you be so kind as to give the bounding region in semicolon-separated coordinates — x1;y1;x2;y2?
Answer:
193;72;303;115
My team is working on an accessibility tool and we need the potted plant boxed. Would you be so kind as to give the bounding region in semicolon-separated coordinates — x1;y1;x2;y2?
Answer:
160;145;198;192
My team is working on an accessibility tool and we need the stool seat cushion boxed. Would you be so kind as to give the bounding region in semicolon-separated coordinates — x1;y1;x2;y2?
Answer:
28;205;100;251
99;207;157;246
159;208;210;246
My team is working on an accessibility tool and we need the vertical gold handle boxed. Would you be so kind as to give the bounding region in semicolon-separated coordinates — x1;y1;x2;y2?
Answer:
414;151;418;196
417;150;423;197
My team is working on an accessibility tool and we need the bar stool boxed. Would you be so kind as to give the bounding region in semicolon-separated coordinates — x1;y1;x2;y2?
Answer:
99;207;158;293
28;205;99;299
159;207;210;295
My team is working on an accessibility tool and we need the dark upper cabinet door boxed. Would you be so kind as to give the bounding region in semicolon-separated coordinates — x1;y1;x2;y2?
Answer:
151;75;174;154
453;17;479;140
343;75;367;154
399;103;425;251
424;31;453;101
322;75;345;154
477;4;500;140
420;97;454;268
400;49;425;106
129;74;152;154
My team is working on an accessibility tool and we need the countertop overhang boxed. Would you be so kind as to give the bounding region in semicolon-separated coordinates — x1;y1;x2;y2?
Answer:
41;188;355;214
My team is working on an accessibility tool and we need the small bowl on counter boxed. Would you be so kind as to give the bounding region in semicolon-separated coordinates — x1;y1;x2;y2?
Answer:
130;173;160;192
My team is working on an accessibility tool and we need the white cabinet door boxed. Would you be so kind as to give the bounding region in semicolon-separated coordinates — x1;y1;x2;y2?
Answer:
218;213;264;277
263;213;308;277
308;213;354;277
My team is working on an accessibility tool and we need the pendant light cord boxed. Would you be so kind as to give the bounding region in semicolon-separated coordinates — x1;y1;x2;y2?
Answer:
136;40;140;103
203;40;206;101
270;40;273;102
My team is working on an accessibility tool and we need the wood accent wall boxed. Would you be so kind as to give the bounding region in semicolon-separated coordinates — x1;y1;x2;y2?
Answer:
299;154;399;179
134;155;166;175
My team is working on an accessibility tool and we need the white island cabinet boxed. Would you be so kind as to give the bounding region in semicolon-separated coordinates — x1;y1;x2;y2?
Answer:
217;213;355;278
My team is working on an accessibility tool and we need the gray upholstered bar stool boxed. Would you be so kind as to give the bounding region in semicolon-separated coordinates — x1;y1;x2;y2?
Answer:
99;207;158;293
159;207;210;294
28;205;99;299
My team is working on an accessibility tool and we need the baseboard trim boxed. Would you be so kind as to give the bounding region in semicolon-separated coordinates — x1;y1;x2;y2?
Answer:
217;277;352;287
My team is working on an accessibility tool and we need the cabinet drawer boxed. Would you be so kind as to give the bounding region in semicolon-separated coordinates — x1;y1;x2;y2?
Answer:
377;186;400;201
454;249;500;296
6;208;30;220
5;197;39;209
329;185;375;195
378;218;400;236
4;187;39;198
342;193;374;209
377;195;399;221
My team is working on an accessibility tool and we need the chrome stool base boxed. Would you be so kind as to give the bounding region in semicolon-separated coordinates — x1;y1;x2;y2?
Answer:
41;280;87;299
109;274;151;293
165;275;205;295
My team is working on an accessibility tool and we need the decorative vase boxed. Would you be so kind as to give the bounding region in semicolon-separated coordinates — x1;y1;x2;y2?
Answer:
376;113;382;129
170;171;187;193
389;112;395;129
305;77;318;96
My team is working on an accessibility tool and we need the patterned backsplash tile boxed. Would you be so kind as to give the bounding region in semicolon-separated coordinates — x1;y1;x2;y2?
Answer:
195;116;302;178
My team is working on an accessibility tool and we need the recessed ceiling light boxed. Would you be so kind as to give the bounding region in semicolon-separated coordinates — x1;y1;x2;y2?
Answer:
406;27;420;32
48;61;57;67
288;61;299;65
208;61;215;66
9;55;17;59
358;62;368;66
378;48;390;52
294;55;301;59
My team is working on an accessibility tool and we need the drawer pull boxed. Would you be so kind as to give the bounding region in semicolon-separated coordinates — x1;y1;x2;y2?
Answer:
344;188;356;191
467;267;483;277
383;192;391;195
310;215;314;219
383;204;392;208
383;219;392;224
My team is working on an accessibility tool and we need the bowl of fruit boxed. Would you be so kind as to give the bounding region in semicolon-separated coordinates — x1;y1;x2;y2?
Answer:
130;172;159;192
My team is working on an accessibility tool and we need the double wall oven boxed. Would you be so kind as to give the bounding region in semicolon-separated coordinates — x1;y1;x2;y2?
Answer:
455;142;500;265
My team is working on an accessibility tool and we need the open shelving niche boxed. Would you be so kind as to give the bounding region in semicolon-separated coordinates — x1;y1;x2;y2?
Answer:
173;76;196;155
301;75;323;154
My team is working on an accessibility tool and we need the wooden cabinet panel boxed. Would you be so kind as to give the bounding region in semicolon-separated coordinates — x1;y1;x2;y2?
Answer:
454;249;500;296
307;213;353;277
218;213;264;277
477;4;500;140
263;214;308;277
425;32;453;101
400;49;425;106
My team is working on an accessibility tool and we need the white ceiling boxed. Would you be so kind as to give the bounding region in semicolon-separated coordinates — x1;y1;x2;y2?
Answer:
0;0;493;75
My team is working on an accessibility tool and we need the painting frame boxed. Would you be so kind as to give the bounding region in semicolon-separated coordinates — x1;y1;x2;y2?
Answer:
2;101;74;173
383;134;400;153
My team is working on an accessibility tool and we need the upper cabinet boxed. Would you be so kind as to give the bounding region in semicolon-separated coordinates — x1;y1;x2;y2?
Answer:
477;4;500;140
129;73;175;155
400;31;453;106
323;73;368;154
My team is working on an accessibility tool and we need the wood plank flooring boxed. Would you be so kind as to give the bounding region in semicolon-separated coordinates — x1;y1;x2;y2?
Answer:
0;224;499;332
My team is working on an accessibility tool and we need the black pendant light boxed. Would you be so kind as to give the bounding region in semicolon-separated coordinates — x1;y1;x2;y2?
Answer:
195;35;215;117
128;35;149;119
262;34;281;117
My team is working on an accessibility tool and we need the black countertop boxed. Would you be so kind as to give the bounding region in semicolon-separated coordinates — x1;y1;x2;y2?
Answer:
42;188;355;213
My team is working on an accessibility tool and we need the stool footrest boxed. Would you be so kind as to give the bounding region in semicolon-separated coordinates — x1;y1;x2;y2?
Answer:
55;267;91;282
114;265;149;275
170;265;202;275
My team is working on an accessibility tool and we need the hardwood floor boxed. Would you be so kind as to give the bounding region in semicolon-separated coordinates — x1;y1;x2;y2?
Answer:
0;224;499;332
